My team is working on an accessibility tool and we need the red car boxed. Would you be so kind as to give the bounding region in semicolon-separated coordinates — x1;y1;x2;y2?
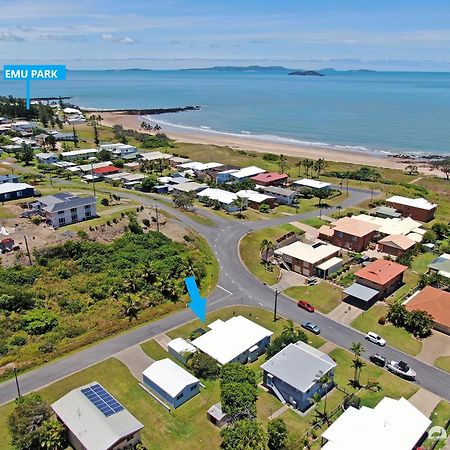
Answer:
297;300;314;312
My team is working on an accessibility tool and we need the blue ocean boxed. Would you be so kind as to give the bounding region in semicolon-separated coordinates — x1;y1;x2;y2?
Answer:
1;69;450;155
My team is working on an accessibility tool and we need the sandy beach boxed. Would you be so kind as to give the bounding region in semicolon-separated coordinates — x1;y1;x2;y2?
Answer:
97;111;442;177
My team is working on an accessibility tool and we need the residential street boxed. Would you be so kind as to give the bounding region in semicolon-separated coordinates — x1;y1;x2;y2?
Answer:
1;186;449;405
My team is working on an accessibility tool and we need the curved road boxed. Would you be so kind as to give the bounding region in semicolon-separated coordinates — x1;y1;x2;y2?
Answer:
1;186;449;405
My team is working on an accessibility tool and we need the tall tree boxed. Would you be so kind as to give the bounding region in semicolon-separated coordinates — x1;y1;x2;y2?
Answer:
278;154;288;173
432;158;450;180
302;158;314;177
349;342;365;389
220;419;267;450
260;239;276;263
313;158;327;177
267;418;288;450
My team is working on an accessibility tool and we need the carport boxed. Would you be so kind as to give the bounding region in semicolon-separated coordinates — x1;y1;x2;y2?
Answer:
343;283;379;310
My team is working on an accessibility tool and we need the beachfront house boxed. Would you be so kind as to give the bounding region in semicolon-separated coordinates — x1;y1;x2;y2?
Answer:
229;166;266;182
261;341;336;412
51;382;144;450
100;143;138;159
292;178;332;190
251;172;288;186
142;359;200;409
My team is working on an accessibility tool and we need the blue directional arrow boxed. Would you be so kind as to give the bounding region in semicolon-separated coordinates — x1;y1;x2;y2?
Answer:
184;276;207;322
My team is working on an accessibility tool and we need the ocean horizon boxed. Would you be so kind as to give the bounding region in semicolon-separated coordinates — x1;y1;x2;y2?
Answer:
1;69;450;156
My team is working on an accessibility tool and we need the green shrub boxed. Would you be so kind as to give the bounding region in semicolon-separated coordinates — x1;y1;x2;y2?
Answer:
20;309;58;335
9;333;27;347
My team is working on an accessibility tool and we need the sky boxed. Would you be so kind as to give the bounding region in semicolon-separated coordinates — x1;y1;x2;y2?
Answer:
2;0;450;70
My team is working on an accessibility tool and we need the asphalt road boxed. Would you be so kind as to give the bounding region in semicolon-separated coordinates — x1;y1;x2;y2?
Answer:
1;186;449;405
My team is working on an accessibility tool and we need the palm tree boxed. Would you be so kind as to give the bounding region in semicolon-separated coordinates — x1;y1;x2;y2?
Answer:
232;196;247;218
349;342;365;389
282;319;296;335
313;158;327;177
260;239;275;263
302;158;314;177
295;160;303;176
315;371;332;424
154;124;162;132
121;294;141;322
278;154;288;173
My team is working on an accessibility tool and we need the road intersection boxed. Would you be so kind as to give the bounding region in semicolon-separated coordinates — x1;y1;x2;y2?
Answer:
1;186;449;405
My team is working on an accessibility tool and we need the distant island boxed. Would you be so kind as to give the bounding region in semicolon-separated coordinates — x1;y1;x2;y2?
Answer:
288;70;324;77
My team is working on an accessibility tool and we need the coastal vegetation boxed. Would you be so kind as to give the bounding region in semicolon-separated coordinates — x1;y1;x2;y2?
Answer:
0;230;210;377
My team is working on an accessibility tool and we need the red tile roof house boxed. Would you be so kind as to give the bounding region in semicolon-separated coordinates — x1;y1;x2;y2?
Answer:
251;172;288;186
318;217;380;252
92;166;121;178
356;259;408;299
405;286;450;335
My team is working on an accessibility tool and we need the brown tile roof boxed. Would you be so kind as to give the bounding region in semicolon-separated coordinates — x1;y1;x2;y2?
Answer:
251;172;288;183
318;225;334;237
405;286;450;327
378;234;416;251
332;217;380;237
356;259;408;285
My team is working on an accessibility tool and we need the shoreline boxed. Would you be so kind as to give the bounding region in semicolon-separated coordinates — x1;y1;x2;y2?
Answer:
96;111;443;177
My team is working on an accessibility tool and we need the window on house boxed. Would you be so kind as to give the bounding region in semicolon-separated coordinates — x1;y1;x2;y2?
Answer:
176;393;184;400
70;207;77;213
352;236;357;242
58;210;64;215
4;193;10;199
58;218;66;225
71;214;78;222
337;231;343;238
17;191;22;197
84;204;91;211
85;211;91;218
190;385;196;391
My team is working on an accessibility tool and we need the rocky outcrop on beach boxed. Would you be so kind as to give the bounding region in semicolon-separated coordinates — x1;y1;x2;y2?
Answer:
81;105;201;115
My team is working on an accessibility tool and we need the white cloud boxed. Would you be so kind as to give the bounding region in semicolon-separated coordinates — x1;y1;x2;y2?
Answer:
101;34;135;44
0;31;25;42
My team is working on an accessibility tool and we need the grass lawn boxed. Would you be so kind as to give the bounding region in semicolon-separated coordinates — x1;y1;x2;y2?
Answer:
140;339;180;363
0;358;222;450
166;306;325;349
434;356;450;373
351;304;422;356
411;252;437;275
300;217;329;229
330;348;418;408
283;282;342;314
387;270;420;304
239;223;303;285
0;206;15;219
427;400;450;450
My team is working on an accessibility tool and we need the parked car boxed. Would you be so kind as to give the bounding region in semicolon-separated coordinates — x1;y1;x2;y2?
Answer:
365;331;386;346
369;353;386;367
387;360;416;380
297;300;315;313
301;321;321;335
306;276;318;285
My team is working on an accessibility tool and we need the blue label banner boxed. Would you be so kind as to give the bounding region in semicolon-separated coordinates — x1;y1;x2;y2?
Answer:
3;64;66;109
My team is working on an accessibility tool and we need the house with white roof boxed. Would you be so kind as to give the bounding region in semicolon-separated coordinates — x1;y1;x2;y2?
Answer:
386;195;437;222
236;190;276;209
260;185;298;205
100;143;138;159
321;397;431;450
274;241;341;277
293;178;332;190
229;166;266;181
197;188;239;211
11;120;38;134
0;183;35;202
51;382;144;450
191;316;273;365
168;338;197;363
36;152;59;164
140;151;172;162
261;341;336;411
142;359;200;409
60;148;99;161
353;214;424;240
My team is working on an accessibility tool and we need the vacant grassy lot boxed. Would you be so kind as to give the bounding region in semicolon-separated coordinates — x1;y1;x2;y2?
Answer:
239;223;303;285
434;356;450;373
351;304;422;355
283;282;342;314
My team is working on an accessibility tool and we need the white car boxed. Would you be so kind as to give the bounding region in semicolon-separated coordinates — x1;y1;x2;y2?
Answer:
365;331;386;346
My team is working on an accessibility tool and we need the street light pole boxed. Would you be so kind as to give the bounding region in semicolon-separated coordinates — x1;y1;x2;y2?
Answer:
273;288;279;322
155;205;160;232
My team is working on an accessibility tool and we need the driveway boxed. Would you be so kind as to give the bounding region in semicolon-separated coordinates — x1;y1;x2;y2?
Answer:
327;302;363;325
114;345;154;380
417;331;450;365
408;388;441;417
273;268;307;291
289;220;319;241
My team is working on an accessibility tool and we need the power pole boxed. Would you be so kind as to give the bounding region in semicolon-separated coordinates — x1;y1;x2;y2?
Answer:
273;288;279;322
346;176;349;196
24;235;32;265
155;205;160;232
13;367;21;398
90;161;96;197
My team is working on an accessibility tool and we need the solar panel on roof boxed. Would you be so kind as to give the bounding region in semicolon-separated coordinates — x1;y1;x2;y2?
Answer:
81;384;124;417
